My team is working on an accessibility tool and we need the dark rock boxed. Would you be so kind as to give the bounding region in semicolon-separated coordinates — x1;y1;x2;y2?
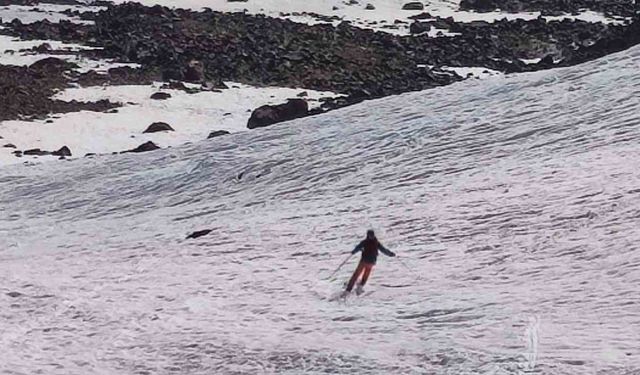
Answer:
150;92;172;100
247;99;309;129
459;0;497;12
29;57;78;72
3;143;16;148
184;60;205;83
125;141;160;153
402;2;424;10
6;291;23;298
207;130;230;139
52;146;72;157
33;43;52;53
365;4;375;10
186;229;212;239
297;91;308;97
143;122;174;133
410;21;431;34
23;148;50;156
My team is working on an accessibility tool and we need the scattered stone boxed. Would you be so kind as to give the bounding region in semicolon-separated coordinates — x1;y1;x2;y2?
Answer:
150;92;172;100
365;4;375;10
247;99;309;129
143;122;174;133
3;143;16;148
186;229;213;239
6;291;23;298
297;91;308;97
207;130;230;139
459;0;635;18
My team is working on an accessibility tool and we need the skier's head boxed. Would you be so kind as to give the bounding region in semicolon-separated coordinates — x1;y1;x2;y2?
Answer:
366;229;375;240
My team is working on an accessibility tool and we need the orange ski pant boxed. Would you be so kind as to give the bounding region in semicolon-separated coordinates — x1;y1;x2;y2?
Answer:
346;261;374;292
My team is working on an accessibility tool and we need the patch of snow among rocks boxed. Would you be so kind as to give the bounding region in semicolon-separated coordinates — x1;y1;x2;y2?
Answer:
0;82;339;166
107;0;628;35
0;4;102;24
0;34;140;72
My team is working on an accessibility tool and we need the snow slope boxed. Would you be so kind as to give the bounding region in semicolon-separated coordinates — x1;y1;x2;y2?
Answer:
1;44;639;375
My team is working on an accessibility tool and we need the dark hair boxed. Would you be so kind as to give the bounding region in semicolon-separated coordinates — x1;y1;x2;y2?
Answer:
366;229;375;237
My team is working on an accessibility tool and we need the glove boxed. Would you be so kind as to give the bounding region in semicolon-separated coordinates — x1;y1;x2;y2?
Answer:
390;252;396;257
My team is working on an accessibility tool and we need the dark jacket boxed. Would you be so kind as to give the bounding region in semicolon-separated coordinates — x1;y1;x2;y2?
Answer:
352;238;394;264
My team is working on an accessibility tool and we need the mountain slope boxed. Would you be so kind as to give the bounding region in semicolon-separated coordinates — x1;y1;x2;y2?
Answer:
0;44;639;374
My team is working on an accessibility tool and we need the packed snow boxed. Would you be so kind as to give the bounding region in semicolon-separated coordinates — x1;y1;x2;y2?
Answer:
0;82;339;165
1;41;639;375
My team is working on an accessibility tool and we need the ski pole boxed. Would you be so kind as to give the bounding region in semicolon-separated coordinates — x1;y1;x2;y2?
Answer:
396;255;421;280
326;253;353;280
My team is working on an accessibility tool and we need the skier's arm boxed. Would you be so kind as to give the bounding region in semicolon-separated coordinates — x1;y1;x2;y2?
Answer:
378;243;396;257
351;241;364;255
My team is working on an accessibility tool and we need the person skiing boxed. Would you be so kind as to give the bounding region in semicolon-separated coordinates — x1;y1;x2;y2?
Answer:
345;230;395;294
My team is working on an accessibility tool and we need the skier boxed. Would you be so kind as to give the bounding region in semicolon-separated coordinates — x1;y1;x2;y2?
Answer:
345;230;395;295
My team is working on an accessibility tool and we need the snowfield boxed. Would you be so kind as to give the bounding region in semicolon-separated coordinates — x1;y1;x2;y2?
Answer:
1;39;639;375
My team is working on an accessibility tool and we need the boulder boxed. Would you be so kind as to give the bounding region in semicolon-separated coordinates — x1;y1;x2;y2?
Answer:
184;60;205;83
402;2;424;10
52;146;72;157
29;57;77;73
150;92;172;100
247;99;309;129
23;148;50;156
207;130;230;139
459;0;498;12
143;122;174;133
410;21;431;34
125;141;160;153
33;43;52;53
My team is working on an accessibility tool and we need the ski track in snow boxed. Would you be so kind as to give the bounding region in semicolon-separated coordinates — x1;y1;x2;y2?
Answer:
1;45;640;375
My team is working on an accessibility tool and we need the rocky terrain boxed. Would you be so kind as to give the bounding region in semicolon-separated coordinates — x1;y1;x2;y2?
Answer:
0;0;639;159
459;0;636;18
0;57;120;122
